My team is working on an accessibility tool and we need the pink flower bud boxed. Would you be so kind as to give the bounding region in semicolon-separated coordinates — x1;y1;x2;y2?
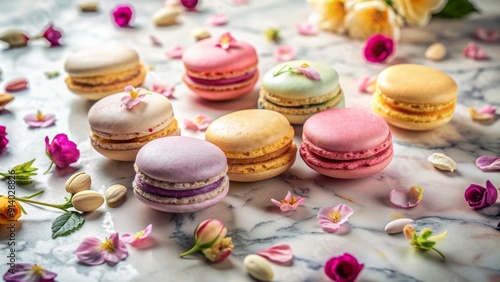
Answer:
194;219;227;248
44;133;80;174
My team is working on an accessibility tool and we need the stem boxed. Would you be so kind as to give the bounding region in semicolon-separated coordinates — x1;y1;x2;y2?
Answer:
23;190;45;199
15;197;70;212
179;245;200;257
432;247;446;260
273;64;288;77
43;162;54;175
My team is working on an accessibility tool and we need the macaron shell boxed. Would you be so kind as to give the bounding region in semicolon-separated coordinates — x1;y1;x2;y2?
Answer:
303;108;390;152
376;64;457;104
135;136;228;183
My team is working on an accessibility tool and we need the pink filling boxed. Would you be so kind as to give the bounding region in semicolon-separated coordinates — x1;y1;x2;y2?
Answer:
186;70;256;86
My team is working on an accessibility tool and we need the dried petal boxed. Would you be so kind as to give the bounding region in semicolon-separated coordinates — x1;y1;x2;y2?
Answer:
165;46;183;59
476;155;500;172
427;153;457;172
296;23;318;36
389;186;424;208
256;244;293;264
463;42;489;60
475;27;499;43
274;45;296;62
207;14;228;26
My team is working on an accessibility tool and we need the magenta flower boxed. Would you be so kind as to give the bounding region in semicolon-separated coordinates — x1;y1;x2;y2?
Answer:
324;253;364;282
121;86;151;109
317;204;353;233
215;32;237;50
73;233;128;266
112;4;134;27
41;24;62;46
463;42;488;60
44;133;80;174
476;156;500;172
296;23;318;36
184;114;211;131
23;110;56;128
207;13;228;26
3;263;57;282
151;82;175;99
274;45;297;62
294;63;321;80
0;126;7;153
180;0;198;9
389;186;424;208
464;180;498;209
121;224;153;247
475;27;499;43
363;34;395;63
256;244;293;264
271;191;305;212
165;46;183;59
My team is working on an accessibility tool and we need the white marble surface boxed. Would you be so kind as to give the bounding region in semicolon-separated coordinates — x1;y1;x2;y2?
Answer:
1;0;500;281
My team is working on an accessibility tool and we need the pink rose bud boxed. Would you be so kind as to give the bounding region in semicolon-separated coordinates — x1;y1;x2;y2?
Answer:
0;30;30;48
112;4;134;27
324;253;364;282
180;219;228;259
42;24;63;46
44;133;80;174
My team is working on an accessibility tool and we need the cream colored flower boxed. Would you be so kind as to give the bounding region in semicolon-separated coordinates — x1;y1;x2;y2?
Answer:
307;0;348;33
392;0;447;27
344;0;401;40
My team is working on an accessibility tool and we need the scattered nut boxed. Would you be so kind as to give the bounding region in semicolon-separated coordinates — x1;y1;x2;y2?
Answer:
78;1;99;12
428;153;457;172
190;28;211;41
384;218;414;234
244;254;274;282
153;6;181;27
0;93;14;110
425;43;446;61
65;172;91;194
71;190;104;212
5;78;28;92
105;184;127;207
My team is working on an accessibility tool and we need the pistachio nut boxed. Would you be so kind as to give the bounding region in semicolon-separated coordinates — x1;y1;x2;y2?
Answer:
65;172;92;194
425;43;446;61
72;190;104;212
244;254;274;282
105;184;127;207
427;153;457;172
0;93;14;111
153;6;181;27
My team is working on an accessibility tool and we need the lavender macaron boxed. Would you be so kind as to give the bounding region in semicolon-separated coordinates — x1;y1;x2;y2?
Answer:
133;136;229;213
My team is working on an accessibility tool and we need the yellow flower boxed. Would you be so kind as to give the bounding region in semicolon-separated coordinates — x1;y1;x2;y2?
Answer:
307;0;348;33
0;196;22;224
344;0;401;40
392;0;447;27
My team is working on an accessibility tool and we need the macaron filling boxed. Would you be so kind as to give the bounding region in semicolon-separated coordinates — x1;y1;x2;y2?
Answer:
186;70;257;86
134;176;224;198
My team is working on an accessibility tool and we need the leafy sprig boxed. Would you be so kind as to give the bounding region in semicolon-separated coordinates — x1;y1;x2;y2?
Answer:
0;159;38;185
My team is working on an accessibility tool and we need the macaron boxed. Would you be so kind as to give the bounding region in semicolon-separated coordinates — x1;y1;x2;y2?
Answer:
182;32;259;101
259;60;345;124
65;45;147;100
372;64;457;131
133;136;229;213
205;109;297;182
300;108;393;179
88;89;180;161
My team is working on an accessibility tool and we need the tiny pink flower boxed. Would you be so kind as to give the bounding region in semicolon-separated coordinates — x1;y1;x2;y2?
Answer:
165;46;183;59
215;32;236;50
23;110;56;128
389;186;424;208
3;263;57;282
468;105;497;122
317;204;353;233
207;13;228;26
0;126;8;153
112;4;134;27
324;253;364;282
464;180;498;209
150;35;162;47
296;23;318;36
358;76;377;94
274;45;297;62
476;155;500;172
184;114;211;131
151;82;175;99
363;34;395;63
121;86;150;110
121;224;153;247
73;233;128;266
463;42;488;60
44;133;80;174
475;27;499;43
256;244;293;264
271;191;305;212
294;63;321;80
41;23;62;47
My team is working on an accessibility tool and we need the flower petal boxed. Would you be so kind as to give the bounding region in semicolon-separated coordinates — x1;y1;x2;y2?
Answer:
256;244;293;264
296;23;317;35
389;186;424;208
476;156;500;172
165;46;183;59
463;42;489;60
73;237;106;266
485;180;498;206
207;14;228;26
358;76;377;94
274;45;296;62
475;27;499;43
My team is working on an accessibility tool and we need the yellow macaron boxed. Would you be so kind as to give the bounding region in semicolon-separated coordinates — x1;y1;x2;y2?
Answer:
372;64;457;131
205;109;297;182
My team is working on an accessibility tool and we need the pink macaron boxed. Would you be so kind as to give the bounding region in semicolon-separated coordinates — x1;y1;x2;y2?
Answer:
182;32;259;101
300;108;394;179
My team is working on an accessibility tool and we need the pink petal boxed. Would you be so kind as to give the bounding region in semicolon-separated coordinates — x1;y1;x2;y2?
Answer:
73;237;106;266
389;186;424;208
207;14;228;26
184;114;211;131
297;66;321;80
256;244;293;264
151;82;175;98
270;198;282;207
165;46;183;59
358;76;377;94
150;35;162;47
296;23;317;36
463;42;489;60
478;105;497;115
23;113;38;123
284;191;292;202
121;234;135;244
318;219;340;233
124;85;134;92
336;204;353;225
274;45;296;62
231;0;248;5
476;155;500;172
475;27;499;43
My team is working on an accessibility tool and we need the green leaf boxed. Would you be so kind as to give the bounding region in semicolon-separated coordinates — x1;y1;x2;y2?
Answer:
51;211;85;239
434;0;479;19
7;159;38;185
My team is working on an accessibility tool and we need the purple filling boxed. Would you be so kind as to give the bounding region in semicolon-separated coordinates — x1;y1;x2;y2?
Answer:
187;70;256;86
135;176;224;198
